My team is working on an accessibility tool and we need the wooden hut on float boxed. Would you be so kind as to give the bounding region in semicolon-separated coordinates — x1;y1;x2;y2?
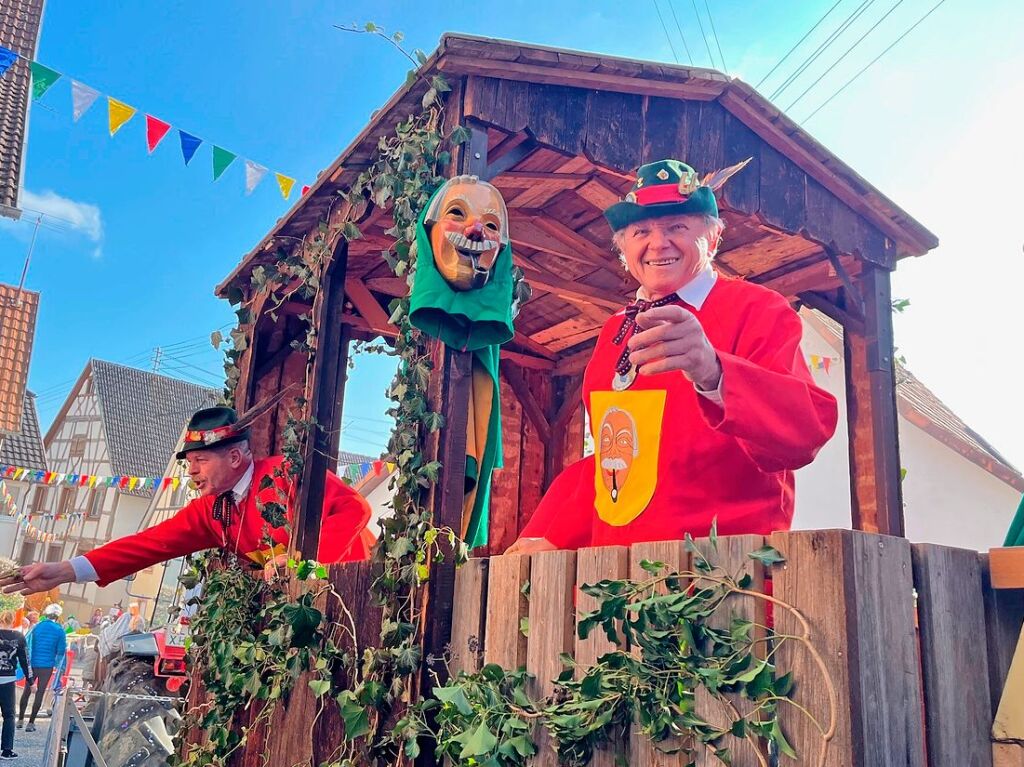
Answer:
211;34;1023;767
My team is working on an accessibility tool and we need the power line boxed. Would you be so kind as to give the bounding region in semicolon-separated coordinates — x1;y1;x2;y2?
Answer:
652;0;681;62
770;0;877;101
784;0;907;112
802;0;950;123
756;0;845;88
702;0;728;73
689;0;718;68
667;1;695;64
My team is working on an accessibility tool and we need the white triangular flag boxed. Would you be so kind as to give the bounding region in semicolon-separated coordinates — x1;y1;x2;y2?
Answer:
244;160;268;195
71;80;100;122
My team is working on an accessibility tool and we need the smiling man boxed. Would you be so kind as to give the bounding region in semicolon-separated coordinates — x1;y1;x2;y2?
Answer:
1;406;375;596
509;159;839;554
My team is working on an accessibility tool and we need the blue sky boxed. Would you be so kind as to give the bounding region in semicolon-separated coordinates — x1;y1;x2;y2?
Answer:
3;0;1023;467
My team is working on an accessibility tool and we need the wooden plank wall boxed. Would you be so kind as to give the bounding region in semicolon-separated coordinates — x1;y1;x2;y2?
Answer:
192;533;1011;766
463;76;891;267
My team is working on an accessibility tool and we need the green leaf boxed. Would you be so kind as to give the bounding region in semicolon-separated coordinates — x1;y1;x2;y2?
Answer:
308;679;331;697
282;601;322;647
747;545;786;566
519;617;530;637
363;21;378;32
433;684;473;716
709;517;719;551
421;88;437;109
339;694;371;741
448;125;472;145
459;722;498;759
639;559;666;575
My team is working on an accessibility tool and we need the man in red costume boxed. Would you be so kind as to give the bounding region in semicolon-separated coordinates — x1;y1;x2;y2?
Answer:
1;406;375;596
509;159;838;554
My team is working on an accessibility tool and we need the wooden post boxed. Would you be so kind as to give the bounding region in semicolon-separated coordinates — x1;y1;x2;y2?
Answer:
294;239;351;560
843;263;904;536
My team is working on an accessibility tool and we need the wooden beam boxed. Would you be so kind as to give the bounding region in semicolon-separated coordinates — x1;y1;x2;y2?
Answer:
509;220;603;267
798;290;864;334
344;277;393;336
529;216;609;264
365;276;409;297
512;331;557;361
339;312;398;338
554;345;595;376
844;263;904;536
483;136;536;180
512;256;625;310
499;349;555;371
295;241;351;560
500;361;551;445
445;54;726;102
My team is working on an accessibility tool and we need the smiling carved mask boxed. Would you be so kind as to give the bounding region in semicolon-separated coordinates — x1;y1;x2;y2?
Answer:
424;175;510;291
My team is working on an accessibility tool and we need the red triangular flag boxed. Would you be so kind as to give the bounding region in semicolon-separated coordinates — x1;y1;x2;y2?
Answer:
373;459;384;476
145;115;172;154
822;357;832;374
301;184;311;196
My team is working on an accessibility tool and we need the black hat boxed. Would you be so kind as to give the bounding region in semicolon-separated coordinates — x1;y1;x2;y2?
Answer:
176;406;251;459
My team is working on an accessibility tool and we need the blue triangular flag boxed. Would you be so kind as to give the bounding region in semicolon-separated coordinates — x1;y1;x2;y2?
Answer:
179;130;202;166
0;46;17;78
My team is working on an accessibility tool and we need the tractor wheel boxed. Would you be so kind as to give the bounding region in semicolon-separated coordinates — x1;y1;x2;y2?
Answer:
92;655;182;767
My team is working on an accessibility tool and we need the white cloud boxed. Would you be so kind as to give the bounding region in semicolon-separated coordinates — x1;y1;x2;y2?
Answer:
19;188;103;243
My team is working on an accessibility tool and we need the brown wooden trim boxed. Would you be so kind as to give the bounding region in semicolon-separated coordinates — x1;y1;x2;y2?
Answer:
499;350;555;371
295;240;351;559
529;216;609;264
500;362;551;445
844;264;904;536
444;54;726;101
344;277;393;336
339;313;398;338
553;345;595;376
798;290;864;334
512;257;624;310
511;331;556;361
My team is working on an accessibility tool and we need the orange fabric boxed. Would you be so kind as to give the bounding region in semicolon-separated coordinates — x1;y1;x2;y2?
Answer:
85;456;373;586
519;277;838;549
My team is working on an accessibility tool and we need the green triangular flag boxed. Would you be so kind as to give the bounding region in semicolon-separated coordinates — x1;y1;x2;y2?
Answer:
29;61;61;100
212;145;236;181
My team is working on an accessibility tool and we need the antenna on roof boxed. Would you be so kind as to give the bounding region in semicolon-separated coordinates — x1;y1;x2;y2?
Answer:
151;347;163;373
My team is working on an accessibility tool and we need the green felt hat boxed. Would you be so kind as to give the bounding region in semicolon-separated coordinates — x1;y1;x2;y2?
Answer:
605;159;733;232
176;406;250;458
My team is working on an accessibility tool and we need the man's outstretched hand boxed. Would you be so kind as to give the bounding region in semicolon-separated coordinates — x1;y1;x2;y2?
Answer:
0;561;76;595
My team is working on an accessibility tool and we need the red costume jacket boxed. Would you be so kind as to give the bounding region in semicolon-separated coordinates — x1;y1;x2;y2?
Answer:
85;456;374;586
519;276;838;549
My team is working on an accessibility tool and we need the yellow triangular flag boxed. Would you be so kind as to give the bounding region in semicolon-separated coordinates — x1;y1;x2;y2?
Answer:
128;477;139;491
108;97;137;136
89;475;98;487
275;173;295;200
172;477;180;490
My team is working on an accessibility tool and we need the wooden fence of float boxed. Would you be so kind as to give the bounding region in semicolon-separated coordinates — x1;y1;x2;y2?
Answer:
194;530;1024;767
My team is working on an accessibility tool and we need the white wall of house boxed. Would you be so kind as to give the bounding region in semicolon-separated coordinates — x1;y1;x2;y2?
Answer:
793;317;1021;550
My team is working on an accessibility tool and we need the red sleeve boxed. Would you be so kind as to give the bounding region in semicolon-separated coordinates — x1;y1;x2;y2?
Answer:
316;472;374;563
698;294;838;473
84;498;222;587
517;457;594;550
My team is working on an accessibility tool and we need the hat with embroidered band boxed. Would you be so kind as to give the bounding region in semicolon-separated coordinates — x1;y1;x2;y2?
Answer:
604;157;751;233
176;406;250;458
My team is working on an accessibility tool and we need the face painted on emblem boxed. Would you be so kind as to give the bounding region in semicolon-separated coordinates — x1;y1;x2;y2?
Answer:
424;175;509;291
599;407;638;503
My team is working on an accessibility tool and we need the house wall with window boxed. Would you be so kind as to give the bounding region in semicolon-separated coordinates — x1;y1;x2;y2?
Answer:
15;374;150;622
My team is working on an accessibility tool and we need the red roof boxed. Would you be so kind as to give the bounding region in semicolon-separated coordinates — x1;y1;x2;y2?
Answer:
0;282;39;436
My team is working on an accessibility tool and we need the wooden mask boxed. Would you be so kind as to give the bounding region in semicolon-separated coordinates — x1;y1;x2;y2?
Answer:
424;175;509;291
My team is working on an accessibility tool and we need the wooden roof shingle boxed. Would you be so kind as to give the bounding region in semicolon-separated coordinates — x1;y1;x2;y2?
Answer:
0;0;44;213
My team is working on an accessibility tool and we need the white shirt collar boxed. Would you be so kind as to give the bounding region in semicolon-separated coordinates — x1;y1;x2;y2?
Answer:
636;264;718;310
231;461;255;502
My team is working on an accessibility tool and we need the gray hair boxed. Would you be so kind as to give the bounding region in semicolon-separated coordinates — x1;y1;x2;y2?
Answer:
612;214;725;269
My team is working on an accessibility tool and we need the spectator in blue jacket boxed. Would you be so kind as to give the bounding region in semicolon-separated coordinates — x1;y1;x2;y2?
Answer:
19;603;65;732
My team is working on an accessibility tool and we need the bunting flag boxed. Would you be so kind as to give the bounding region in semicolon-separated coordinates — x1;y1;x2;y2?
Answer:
30;61;61;99
212;145;236;181
71;80;100;122
275;173;295;200
245;160;267;195
0;46;17;78
0;463;179;493
179;130;202;166
301;185;311;196
145;114;171;153
808;354;839;374
107;97;136;136
0;49;311;198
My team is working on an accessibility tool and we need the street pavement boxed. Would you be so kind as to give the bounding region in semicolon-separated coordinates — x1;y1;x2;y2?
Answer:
4;712;50;765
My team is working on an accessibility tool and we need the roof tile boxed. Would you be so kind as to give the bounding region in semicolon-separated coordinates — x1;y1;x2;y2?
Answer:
0;282;39;435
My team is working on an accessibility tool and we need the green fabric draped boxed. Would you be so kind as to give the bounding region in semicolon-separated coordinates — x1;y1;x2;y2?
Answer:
409;192;514;549
1004;495;1024;547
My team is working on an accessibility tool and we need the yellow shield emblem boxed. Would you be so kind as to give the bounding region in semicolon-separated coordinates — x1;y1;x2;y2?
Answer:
591;389;666;526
